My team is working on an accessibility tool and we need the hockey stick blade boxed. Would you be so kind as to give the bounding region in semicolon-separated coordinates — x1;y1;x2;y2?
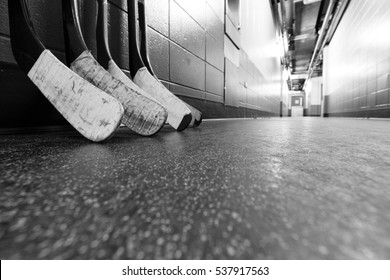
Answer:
137;0;202;128
63;0;167;136
96;0;165;116
127;0;192;131
8;0;124;142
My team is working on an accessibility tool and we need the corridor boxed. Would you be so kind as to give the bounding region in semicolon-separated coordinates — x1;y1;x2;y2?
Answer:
1;118;389;259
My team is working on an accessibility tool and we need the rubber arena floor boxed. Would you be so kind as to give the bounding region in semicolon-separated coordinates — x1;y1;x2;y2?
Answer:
1;117;390;259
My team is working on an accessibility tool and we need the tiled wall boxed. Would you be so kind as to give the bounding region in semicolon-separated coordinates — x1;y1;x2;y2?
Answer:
146;0;224;111
0;0;282;130
146;0;282;118
305;77;322;116
223;0;283;117
324;0;390;117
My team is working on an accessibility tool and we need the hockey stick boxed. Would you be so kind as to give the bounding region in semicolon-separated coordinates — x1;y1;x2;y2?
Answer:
96;0;165;119
62;0;167;136
137;0;202;127
8;0;124;142
127;0;192;131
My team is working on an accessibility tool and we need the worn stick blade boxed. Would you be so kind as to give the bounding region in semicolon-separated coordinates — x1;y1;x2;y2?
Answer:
28;50;124;142
136;0;202;128
70;51;167;136
133;68;192;131
108;60;196;129
96;0;164;113
8;0;123;142
127;0;192;131
107;60;161;106
63;0;167;136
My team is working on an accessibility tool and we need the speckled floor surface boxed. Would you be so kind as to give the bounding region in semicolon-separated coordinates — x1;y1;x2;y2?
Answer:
1;117;390;259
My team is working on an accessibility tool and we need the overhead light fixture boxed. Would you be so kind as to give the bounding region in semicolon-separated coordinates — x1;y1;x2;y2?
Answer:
303;0;322;4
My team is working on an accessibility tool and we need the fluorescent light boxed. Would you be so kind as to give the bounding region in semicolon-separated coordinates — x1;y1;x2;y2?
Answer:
303;0;322;4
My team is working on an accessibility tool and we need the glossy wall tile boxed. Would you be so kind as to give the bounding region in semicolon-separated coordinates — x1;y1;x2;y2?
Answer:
0;0;283;130
324;0;390;117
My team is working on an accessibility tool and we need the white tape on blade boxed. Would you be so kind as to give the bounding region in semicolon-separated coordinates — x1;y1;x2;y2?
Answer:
70;51;167;136
28;50;123;142
108;60;163;107
134;67;191;129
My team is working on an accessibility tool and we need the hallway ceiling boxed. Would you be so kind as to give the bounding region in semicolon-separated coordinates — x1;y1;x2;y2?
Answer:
271;0;331;91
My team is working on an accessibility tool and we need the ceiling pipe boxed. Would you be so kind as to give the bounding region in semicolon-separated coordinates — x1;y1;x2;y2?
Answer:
303;0;337;90
269;0;295;89
312;0;350;71
280;0;294;54
284;0;295;41
269;0;281;33
303;0;350;91
269;0;288;65
322;0;350;44
278;0;294;89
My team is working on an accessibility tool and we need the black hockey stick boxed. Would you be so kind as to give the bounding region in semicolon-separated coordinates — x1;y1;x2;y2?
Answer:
62;0;167;136
8;0;124;142
137;0;202;127
127;0;192;131
96;0;165;116
130;0;200;129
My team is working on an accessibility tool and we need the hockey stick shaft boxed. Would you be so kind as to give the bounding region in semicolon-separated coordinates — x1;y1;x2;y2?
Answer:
96;0;112;69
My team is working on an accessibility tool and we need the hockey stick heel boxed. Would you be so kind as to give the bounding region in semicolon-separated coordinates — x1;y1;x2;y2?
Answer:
177;113;192;132
193;114;203;127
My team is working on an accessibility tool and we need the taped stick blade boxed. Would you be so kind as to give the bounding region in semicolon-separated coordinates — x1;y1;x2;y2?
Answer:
71;51;168;136
133;67;192;131
9;0;123;141
136;0;202;128
63;0;167;136
28;50;123;142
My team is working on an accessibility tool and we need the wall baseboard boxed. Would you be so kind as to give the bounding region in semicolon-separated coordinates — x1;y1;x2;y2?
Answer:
324;107;390;118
